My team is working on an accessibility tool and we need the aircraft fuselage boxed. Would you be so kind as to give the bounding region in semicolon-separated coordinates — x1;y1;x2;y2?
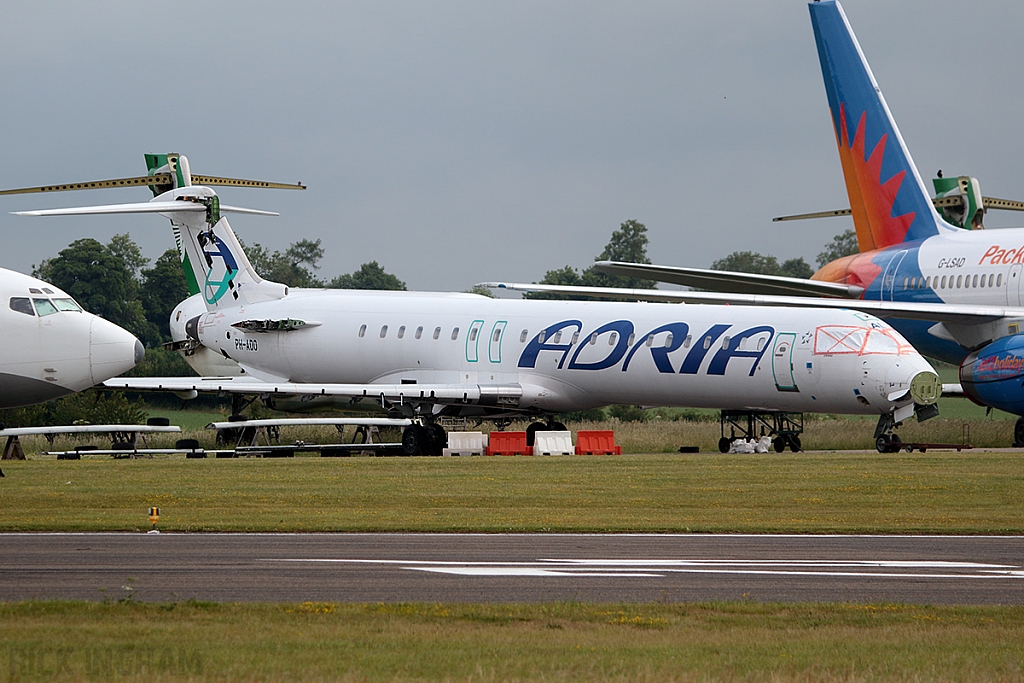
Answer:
175;289;936;416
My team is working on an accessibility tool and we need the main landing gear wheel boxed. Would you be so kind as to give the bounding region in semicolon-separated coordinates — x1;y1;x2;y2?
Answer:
875;433;901;453
427;423;447;456
1014;417;1024;447
402;425;429;456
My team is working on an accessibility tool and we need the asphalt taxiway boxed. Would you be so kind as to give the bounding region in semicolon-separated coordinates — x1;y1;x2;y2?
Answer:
2;533;1022;604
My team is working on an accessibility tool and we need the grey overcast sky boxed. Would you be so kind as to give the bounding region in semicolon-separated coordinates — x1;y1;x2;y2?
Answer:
2;1;1023;291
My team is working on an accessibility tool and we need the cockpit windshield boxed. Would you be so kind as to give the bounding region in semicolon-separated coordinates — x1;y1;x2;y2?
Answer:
53;298;82;312
9;295;84;317
32;298;59;317
9;297;34;316
813;325;915;356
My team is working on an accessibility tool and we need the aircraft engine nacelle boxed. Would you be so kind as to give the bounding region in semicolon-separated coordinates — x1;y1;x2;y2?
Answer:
960;334;1024;414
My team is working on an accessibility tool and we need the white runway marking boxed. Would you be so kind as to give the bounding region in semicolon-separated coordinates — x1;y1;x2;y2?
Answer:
266;558;1024;580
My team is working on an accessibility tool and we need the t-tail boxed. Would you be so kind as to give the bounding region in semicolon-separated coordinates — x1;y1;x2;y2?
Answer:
809;0;959;251
2;154;305;313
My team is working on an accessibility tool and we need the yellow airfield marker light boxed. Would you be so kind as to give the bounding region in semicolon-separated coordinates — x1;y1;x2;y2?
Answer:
148;507;160;534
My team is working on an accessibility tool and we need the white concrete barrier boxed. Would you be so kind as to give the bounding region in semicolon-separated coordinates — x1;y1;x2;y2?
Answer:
443;431;487;456
532;431;574;456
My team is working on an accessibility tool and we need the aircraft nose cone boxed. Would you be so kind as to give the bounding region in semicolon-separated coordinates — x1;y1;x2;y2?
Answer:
909;370;940;406
89;315;142;383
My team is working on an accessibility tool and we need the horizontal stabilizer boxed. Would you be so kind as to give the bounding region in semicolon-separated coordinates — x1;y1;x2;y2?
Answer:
479;281;1018;326
0;173;305;196
13;201;278;217
774;195;1024;222
593;261;863;298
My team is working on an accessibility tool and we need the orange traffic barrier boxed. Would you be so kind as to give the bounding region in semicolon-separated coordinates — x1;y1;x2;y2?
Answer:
575;430;622;455
485;431;529;456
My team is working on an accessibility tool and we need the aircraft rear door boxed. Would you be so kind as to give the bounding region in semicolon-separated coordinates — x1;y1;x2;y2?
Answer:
466;320;484;362
488;321;507;363
882;250;908;301
772;332;798;392
1008;264;1023;306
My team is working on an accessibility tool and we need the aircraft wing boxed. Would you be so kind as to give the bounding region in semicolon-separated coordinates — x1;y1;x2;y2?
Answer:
592;261;864;298
481;282;1018;326
101;377;522;406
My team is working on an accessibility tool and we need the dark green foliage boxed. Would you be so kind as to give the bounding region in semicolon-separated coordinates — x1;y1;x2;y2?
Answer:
817;228;860;267
245;238;325;288
556;407;607;422
126;347;196;378
34;235;158;346
139;249;188;342
0;391;147;428
607;404;647;422
328;261;407;290
712;252;813;279
464;285;494;298
779;257;814;279
531;220;656;299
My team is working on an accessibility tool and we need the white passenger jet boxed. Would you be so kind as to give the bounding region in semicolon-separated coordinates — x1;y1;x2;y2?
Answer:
6;157;940;454
0;267;143;409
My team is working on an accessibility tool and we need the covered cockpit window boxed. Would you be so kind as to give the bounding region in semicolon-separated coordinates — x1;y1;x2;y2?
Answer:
814;325;915;356
53;298;82;312
9;297;35;316
32;298;58;317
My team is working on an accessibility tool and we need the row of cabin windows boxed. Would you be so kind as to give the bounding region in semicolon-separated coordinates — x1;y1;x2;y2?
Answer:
357;324;758;352
901;273;1003;291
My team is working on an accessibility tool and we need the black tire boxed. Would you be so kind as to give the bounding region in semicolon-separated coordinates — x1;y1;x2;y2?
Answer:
112;441;133;451
875;435;890;453
176;439;200;451
427;424;447;456
549;421;567;432
228;414;249;422
1014;418;1024;447
147;417;171;427
889;433;902;453
789;436;801;452
773;437;786;453
718;437;731;453
401;426;427;456
526;422;547;447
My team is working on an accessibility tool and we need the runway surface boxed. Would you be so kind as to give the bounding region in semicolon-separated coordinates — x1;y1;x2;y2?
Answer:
2;533;1023;604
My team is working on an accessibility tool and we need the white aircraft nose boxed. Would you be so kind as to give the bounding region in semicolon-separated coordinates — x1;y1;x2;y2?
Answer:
882;356;940;409
89;315;143;384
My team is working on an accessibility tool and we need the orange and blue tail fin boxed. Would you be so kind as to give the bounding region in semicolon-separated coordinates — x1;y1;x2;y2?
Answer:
809;1;958;252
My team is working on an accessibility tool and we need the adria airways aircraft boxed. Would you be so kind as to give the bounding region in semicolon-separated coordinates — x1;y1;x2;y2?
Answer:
6;156;940;454
491;0;1024;446
0;267;143;409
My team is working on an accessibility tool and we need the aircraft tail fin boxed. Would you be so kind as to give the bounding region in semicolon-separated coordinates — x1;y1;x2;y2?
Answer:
809;1;959;251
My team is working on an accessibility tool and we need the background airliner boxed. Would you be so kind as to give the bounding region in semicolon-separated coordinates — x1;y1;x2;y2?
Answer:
0;267;142;409
6;156;940;454
491;0;1024;446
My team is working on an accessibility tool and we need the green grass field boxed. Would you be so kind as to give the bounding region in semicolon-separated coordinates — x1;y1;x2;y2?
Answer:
5;399;1023;681
1;451;1021;533
2;601;1023;683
